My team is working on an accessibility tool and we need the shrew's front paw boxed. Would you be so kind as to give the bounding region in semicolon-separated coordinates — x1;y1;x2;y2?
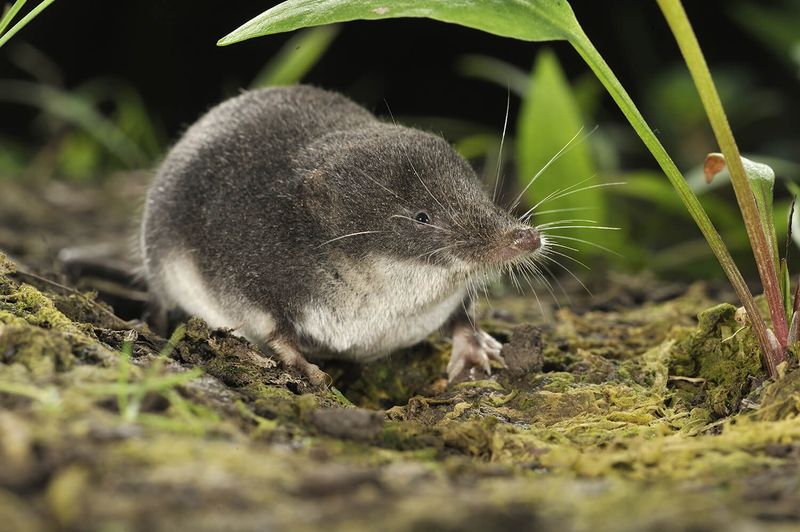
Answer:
447;326;505;382
268;337;330;388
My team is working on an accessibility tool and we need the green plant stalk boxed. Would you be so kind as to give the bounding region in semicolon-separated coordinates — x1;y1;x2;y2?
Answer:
0;0;27;36
214;0;785;374
250;25;340;87
567;28;782;377
656;0;789;357
0;0;55;48
117;341;133;420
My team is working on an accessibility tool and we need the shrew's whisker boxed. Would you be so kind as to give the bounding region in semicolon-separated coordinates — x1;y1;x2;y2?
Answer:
520;178;625;222
538;260;573;306
514;264;547;316
540;180;626;206
493;88;511;204
317;230;384;248
533;206;595;216
541;225;620;232
542;234;622;257
539;254;592;295
353;167;406;204
535;218;599;229
509;125;598;213
419;242;463;263
542;248;591;270
390;214;454;233
543;242;581;253
519;182;590;221
518;259;558;310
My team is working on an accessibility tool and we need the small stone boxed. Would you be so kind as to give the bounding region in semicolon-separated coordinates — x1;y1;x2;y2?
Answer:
309;407;384;441
500;324;544;376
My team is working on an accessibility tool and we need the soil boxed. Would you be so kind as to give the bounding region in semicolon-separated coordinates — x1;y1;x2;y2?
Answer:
1;175;799;531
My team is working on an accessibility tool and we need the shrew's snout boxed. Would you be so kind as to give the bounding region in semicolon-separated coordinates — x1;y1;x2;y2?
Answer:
508;227;541;253
490;226;542;263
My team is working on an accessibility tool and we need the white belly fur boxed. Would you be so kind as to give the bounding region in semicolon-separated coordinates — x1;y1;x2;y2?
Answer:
159;253;463;361
159;253;277;343
298;256;466;361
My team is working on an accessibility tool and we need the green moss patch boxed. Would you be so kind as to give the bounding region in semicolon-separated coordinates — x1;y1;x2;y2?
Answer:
0;268;798;530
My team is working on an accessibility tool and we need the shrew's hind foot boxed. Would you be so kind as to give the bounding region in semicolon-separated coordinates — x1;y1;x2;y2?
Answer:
268;337;330;387
447;325;505;382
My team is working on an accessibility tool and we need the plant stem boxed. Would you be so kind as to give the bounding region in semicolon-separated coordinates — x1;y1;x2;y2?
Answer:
0;0;55;49
0;0;28;37
567;28;784;377
657;0;789;359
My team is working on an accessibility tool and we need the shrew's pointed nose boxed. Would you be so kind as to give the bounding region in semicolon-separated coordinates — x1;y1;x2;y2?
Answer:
509;227;541;252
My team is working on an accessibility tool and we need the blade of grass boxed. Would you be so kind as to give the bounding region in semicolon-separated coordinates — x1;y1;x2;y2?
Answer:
0;0;27;37
117;340;133;419
216;0;782;376
0;0;55;49
455;54;529;96
251;25;340;87
657;0;788;368
566;28;780;376
517;48;606;255
0;79;148;167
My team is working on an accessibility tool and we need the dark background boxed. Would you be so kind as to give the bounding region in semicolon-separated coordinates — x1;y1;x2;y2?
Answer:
1;0;798;281
3;0;795;150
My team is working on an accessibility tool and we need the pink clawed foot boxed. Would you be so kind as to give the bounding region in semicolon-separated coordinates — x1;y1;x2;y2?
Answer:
268;338;330;387
447;326;505;382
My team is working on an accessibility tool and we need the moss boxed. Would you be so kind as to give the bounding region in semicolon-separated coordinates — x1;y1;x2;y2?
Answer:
10;284;86;332
380;420;443;451
514;389;601;424
46;465;90;528
326;342;449;409
205;354;261;388
1;283;93;341
0;252;15;277
2;260;800;530
669;303;765;416
0;323;74;378
0;489;45;532
440;417;499;458
757;369;800;421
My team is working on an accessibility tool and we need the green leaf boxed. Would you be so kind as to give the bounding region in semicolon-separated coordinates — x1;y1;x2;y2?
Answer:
780;258;791;322
517;48;603;253
706;153;778;268
454;133;500;160
218;0;581;46
251;25;340;88
0;80;148;167
219;0;775;370
741;155;778;267
730;0;800;71
455;54;529;96
615;171;740;229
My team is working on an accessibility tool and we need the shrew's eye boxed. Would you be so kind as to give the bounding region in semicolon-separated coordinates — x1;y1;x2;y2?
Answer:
414;211;431;224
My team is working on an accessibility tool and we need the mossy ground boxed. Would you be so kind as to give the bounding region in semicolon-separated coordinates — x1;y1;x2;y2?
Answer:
1;179;800;531
2;255;800;532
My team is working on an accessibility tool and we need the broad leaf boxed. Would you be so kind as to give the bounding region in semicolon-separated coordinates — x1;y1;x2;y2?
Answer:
219;0;581;46
455;54;529;96
517;49;605;254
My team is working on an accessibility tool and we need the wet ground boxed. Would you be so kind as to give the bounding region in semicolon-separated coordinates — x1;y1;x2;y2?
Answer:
1;175;799;531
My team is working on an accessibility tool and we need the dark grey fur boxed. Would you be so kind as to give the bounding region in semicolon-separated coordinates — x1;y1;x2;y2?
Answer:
142;85;541;380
